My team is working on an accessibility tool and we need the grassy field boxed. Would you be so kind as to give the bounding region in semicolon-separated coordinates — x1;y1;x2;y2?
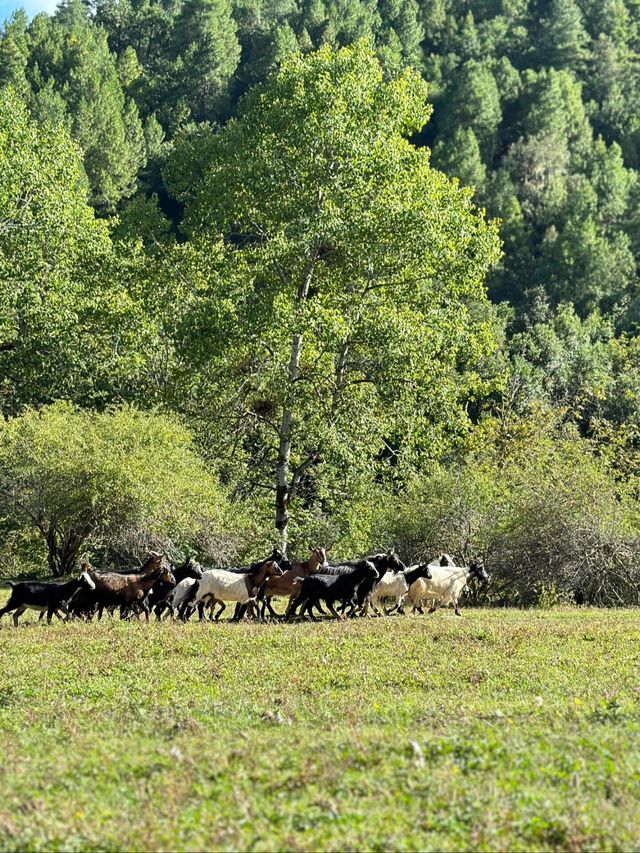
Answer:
1;607;639;852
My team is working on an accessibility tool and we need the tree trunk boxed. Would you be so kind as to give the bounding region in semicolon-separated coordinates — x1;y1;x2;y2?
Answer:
45;523;85;577
275;336;303;552
274;253;317;550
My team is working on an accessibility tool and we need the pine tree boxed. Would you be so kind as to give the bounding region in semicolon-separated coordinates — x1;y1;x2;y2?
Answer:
230;0;298;95
540;0;589;72
438;60;502;162
378;0;424;68
172;0;241;122
0;10;31;99
433;126;487;194
9;0;147;210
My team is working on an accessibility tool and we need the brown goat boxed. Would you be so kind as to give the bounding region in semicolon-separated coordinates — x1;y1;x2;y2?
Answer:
81;555;176;620
260;547;328;619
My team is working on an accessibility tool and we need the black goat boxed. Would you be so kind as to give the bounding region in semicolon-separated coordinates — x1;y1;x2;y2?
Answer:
332;552;407;616
0;570;96;626
145;556;203;620
321;551;406;577
288;561;379;621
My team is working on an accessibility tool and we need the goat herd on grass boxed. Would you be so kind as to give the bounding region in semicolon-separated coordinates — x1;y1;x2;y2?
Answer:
0;547;490;627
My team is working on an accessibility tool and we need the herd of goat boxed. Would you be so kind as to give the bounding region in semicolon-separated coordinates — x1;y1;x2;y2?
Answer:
0;548;490;626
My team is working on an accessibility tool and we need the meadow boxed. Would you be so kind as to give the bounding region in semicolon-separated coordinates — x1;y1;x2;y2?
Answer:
1;607;639;852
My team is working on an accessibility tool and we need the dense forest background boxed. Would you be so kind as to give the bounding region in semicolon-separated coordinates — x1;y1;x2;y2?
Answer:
2;0;640;605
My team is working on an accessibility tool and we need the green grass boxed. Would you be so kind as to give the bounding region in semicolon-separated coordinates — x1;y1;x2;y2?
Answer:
1;607;640;851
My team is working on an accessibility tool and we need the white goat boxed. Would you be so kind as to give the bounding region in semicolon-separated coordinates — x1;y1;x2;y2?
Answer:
190;561;281;621
369;563;434;616
165;578;198;619
369;570;410;615
409;561;488;616
190;570;255;620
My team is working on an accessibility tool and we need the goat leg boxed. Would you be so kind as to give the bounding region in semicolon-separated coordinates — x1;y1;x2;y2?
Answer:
292;598;309;621
264;597;279;620
363;597;372;617
327;602;343;620
285;596;301;620
13;605;27;626
252;601;265;623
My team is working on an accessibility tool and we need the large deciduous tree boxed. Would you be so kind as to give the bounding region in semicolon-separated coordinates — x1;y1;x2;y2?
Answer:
166;41;501;548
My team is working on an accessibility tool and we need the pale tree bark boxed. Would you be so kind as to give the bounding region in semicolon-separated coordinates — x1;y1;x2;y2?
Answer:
331;340;349;416
274;252;317;550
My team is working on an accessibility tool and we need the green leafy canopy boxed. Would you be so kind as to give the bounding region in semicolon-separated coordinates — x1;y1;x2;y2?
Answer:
166;41;502;538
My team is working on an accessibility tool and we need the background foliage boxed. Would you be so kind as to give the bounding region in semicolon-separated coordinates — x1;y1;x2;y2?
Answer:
2;2;640;602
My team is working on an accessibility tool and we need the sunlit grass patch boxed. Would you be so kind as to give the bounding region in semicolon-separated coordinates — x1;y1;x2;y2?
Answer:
0;608;639;850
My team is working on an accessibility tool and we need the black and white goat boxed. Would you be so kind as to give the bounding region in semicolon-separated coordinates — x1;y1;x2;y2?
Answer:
369;562;433;615
0;570;96;626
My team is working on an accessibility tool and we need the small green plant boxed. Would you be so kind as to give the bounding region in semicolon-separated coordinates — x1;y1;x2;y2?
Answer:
537;582;575;608
592;695;625;724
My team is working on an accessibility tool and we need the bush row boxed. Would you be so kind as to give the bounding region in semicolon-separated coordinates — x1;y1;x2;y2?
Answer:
1;404;638;606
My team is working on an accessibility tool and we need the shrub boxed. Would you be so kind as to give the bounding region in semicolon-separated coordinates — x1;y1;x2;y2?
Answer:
367;413;640;606
0;402;242;575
